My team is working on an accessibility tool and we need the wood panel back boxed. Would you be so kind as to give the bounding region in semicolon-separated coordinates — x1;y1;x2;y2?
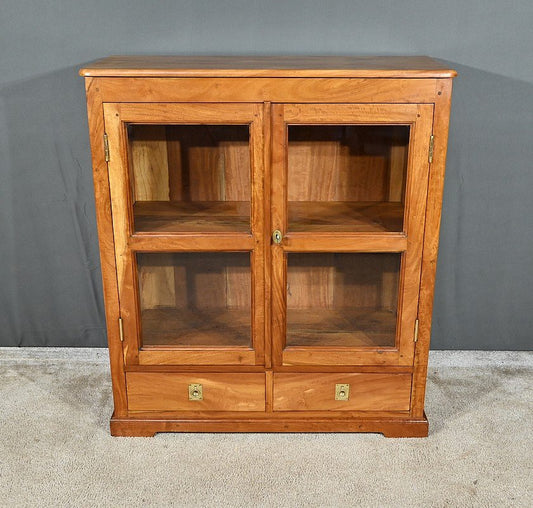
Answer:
131;125;252;313
287;126;407;202
273;373;411;411
287;253;400;311
286;125;407;313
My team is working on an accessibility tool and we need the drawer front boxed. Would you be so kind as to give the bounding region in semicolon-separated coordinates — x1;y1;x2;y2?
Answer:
273;373;412;411
127;373;265;411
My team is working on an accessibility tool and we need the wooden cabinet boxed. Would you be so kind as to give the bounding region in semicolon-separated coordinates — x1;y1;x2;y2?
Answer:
80;56;455;437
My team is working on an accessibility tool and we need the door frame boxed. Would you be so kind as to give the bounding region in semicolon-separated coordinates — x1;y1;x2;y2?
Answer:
103;102;265;366
270;103;434;366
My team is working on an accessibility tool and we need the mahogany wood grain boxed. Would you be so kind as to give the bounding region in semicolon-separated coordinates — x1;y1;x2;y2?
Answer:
263;102;273;369
129;233;254;251
286;309;396;348
140;308;250;347
138;349;256;366
84;79;128;416
270;105;287;367
124;365;413;374
115;102;257;124
283;103;419;123
271;102;433;368
130;124;251;226
281;348;403;367
288;202;404;233
110;414;429;437
104;102;141;367
90;77;438;104
411;79;454;419
121;409;411;420
80;55;456;78
282;232;407;252
250;104;267;366
130;126;170;201
265;370;273;412
133;201;250;233
104;102;264;366
126;372;265;411
395;104;434;367
83;57;455;436
273;373;412;411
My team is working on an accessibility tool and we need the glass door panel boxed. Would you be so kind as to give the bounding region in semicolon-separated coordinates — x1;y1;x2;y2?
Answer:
271;103;434;366
287;253;400;348
104;102;264;366
137;252;251;348
288;125;409;233
129;124;251;233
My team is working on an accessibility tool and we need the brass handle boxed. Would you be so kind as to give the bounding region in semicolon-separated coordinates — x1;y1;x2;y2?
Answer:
272;230;283;244
335;384;350;401
188;383;203;401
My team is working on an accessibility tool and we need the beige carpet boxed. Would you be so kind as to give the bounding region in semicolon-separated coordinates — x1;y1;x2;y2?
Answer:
0;349;531;507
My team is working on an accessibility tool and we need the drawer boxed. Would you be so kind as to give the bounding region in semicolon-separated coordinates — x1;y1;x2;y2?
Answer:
126;372;265;411
273;373;412;411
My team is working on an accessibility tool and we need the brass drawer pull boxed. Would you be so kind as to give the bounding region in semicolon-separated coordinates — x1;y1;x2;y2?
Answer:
188;383;203;401
335;384;350;401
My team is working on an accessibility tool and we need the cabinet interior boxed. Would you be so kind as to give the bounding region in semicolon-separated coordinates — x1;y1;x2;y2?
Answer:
288;125;409;232
129;123;408;350
287;253;400;348
128;123;409;234
128;124;251;233
136;252;251;348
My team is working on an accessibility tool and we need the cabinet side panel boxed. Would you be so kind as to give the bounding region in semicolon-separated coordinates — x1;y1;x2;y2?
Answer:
84;78;127;416
412;79;454;417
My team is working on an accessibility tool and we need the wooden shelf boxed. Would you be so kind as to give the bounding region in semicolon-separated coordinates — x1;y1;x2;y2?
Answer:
134;201;250;233
141;308;251;347
286;309;396;348
289;201;404;232
133;200;403;233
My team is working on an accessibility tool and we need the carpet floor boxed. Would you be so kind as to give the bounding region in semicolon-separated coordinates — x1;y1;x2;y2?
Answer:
0;349;531;507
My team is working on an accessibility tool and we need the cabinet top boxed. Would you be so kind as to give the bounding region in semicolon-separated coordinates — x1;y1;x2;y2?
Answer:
79;55;456;78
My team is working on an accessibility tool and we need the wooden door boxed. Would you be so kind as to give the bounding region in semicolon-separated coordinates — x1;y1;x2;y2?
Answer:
271;103;434;366
103;103;265;366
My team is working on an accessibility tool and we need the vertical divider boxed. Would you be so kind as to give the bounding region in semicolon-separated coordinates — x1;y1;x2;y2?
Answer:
250;104;266;365
271;105;287;367
263;102;273;369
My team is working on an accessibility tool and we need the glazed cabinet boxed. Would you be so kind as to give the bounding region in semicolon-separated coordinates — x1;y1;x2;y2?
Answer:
81;56;455;436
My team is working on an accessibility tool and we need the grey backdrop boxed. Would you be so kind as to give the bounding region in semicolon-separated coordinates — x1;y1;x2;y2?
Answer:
1;1;532;349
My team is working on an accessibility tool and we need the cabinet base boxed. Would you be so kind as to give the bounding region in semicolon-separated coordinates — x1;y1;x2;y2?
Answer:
110;413;428;438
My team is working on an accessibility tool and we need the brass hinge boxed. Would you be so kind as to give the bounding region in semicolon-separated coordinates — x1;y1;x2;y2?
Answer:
428;135;434;163
414;319;419;343
103;133;110;162
118;317;124;342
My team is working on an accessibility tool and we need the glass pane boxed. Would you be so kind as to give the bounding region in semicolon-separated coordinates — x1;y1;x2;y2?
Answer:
129;125;250;233
137;252;251;347
287;125;409;232
286;253;401;347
